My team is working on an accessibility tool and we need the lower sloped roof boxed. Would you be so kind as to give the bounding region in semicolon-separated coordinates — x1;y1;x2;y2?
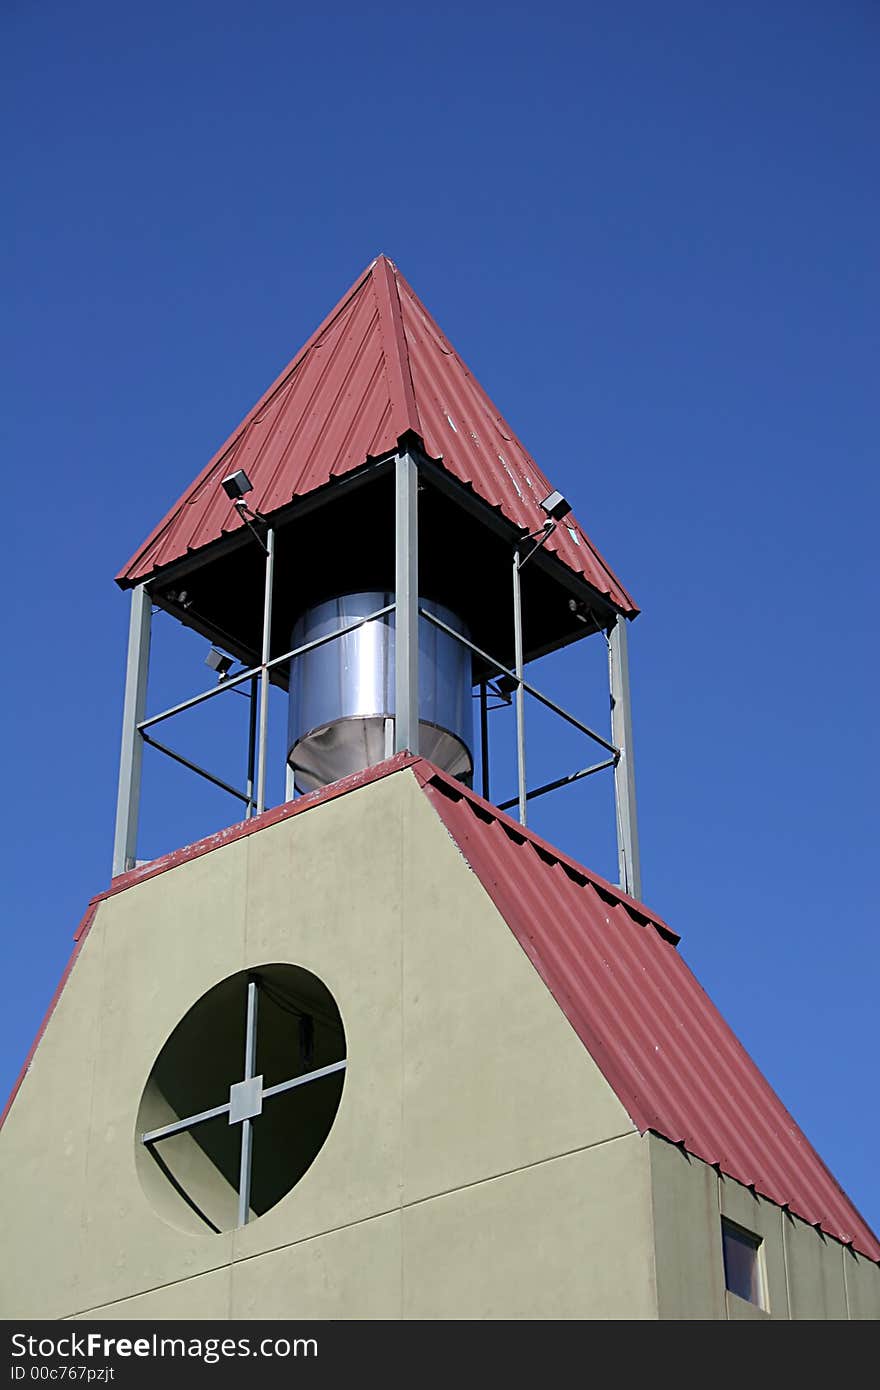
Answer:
408;762;880;1261
3;753;877;1260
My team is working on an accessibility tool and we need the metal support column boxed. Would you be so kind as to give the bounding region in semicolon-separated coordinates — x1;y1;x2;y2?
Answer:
256;526;275;815
112;583;152;877
237;979;259;1228
245;675;258;818
512;548;527;826
479;680;490;801
394;452;419;755
609;616;642;900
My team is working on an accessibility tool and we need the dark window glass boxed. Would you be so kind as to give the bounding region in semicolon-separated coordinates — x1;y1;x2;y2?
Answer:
137;963;346;1233
721;1218;764;1307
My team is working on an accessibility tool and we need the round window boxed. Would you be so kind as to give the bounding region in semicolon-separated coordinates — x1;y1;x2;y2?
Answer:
136;964;346;1234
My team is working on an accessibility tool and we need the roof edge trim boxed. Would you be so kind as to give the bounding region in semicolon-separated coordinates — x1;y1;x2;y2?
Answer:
411;760;676;942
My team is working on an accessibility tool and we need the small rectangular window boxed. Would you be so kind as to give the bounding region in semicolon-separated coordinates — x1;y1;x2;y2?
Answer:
721;1218;765;1308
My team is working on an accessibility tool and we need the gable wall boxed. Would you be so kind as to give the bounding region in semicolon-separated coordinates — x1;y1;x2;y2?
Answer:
1;769;654;1320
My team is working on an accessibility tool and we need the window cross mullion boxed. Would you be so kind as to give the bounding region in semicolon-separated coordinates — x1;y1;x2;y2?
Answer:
141;1099;231;1145
263;1058;347;1102
237;978;260;1228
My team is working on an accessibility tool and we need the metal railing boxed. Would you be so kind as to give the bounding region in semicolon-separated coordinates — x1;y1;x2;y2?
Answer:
135;601;398;821
420;605;620;815
114;450;639;895
135;598;619;839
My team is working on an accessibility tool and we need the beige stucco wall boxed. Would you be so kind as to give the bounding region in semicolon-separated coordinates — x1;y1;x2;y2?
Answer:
5;767;877;1319
75;1136;657;1322
649;1135;880;1319
649;1131;727;1319
1;768;658;1320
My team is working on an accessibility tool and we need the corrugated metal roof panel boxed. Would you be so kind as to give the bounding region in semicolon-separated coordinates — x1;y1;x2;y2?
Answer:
394;268;633;611
414;766;880;1261
117;257;637;614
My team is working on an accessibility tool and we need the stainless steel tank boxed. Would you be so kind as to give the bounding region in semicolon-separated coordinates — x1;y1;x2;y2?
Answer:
287;592;473;794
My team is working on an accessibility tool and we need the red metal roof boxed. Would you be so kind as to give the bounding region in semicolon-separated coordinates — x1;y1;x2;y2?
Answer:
412;765;880;1261
4;752;874;1260
117;256;637;614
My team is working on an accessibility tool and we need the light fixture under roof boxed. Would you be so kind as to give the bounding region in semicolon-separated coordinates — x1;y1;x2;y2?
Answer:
205;647;234;679
540;490;571;521
221;469;253;501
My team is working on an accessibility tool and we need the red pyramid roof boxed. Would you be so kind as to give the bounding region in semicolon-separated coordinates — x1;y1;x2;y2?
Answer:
117;256;637;614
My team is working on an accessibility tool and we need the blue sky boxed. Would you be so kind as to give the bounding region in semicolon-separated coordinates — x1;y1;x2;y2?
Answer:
3;2;878;1235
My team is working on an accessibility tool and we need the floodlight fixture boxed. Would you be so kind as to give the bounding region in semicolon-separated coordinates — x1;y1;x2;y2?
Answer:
568;597;606;636
517;491;570;568
540;490;571;522
205;647;234;680
222;470;254;501
220;468;269;551
166;588;193;610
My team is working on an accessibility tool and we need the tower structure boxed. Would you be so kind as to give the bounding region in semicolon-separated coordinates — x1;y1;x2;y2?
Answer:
109;253;641;892
1;257;878;1320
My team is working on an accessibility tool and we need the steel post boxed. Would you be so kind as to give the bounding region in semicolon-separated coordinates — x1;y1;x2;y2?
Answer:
246;675;258;817
513;548;527;826
479;680;490;800
394;452;419;754
609;616;642;900
256;526;275;815
237;979;259;1228
112;584;152;876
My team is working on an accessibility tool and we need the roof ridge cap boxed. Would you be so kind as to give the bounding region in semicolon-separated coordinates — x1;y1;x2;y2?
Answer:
371;255;421;443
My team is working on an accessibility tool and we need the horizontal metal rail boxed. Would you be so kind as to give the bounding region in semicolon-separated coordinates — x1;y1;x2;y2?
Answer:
141;1099;231;1145
262;1059;347;1101
138;604;396;734
139;663;262;731
497;757;617;813
139;1058;348;1145
265;604;395;677
420;608;619;757
141;733;250;805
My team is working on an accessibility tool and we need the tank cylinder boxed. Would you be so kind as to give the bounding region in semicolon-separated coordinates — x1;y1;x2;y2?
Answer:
287;592;473;794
